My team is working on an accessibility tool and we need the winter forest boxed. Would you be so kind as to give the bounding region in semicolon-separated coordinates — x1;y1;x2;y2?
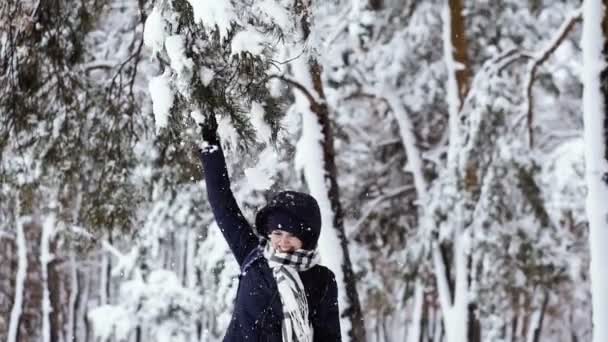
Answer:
2;0;608;341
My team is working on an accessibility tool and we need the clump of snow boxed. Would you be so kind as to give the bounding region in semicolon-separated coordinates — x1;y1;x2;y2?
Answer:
88;305;133;341
250;101;272;143
231;27;267;56
149;72;174;133
187;0;236;39
244;167;274;190
89;269;203;341
143;6;166;55
251;0;293;32
281;104;301;135
217;116;239;150
200;66;215;86
268;76;284;97
165;35;193;73
165;35;194;98
190;110;206;125
244;147;280;190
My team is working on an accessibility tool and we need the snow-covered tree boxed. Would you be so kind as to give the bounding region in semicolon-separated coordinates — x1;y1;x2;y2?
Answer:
0;0;155;340
143;0;291;144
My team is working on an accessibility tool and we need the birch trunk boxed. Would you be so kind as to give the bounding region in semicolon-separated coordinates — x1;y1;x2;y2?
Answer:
81;270;91;342
67;252;78;342
406;281;424;342
582;1;608;341
40;215;55;342
186;230;199;342
8;201;26;342
100;232;111;305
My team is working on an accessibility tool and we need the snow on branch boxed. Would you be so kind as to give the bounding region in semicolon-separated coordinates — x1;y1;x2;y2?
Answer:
532;8;583;65
268;74;321;106
496;7;582;147
0;230;15;240
496;8;582;74
101;241;140;278
341;88;428;198
522;7;582;147
351;185;414;234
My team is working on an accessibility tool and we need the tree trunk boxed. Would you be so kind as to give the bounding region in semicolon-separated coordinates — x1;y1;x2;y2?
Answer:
297;57;367;342
40;216;55;342
436;0;479;341
311;61;367;342
406;281;424;342
100;232;112;305
448;0;471;103
8;201;30;342
582;1;608;342
1;234;16;341
7;224;25;342
530;292;550;342
67;252;79;342
293;2;367;341
81;271;91;342
48;246;63;342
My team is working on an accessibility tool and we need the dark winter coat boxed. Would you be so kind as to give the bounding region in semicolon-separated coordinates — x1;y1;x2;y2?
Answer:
200;143;342;342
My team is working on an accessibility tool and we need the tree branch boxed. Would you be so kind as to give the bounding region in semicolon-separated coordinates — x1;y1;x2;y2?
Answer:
494;49;534;74
0;230;15;241
523;7;582;148
267;74;320;106
350;185;414;235
494;8;581;147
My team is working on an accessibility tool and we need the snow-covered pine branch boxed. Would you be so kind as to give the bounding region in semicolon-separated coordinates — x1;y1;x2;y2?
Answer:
144;0;292;146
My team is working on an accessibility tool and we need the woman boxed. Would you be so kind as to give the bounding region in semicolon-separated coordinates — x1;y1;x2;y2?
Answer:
198;115;341;342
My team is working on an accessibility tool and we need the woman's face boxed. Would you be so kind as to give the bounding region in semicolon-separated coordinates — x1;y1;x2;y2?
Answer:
269;229;303;253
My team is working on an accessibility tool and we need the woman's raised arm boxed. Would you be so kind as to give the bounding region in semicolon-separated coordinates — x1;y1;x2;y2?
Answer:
198;116;258;266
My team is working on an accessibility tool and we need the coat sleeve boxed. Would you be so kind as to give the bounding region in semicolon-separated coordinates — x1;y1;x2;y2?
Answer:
199;141;259;266
314;271;342;342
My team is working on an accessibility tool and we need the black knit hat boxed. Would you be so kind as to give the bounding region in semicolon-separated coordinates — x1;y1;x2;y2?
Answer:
255;191;322;250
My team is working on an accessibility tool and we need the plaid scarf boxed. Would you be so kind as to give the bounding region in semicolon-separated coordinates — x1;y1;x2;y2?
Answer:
263;243;319;342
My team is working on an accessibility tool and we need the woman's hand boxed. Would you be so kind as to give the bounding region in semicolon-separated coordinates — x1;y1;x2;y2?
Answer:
200;113;219;145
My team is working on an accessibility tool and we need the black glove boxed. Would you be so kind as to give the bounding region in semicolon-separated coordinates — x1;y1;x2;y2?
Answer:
200;113;219;145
